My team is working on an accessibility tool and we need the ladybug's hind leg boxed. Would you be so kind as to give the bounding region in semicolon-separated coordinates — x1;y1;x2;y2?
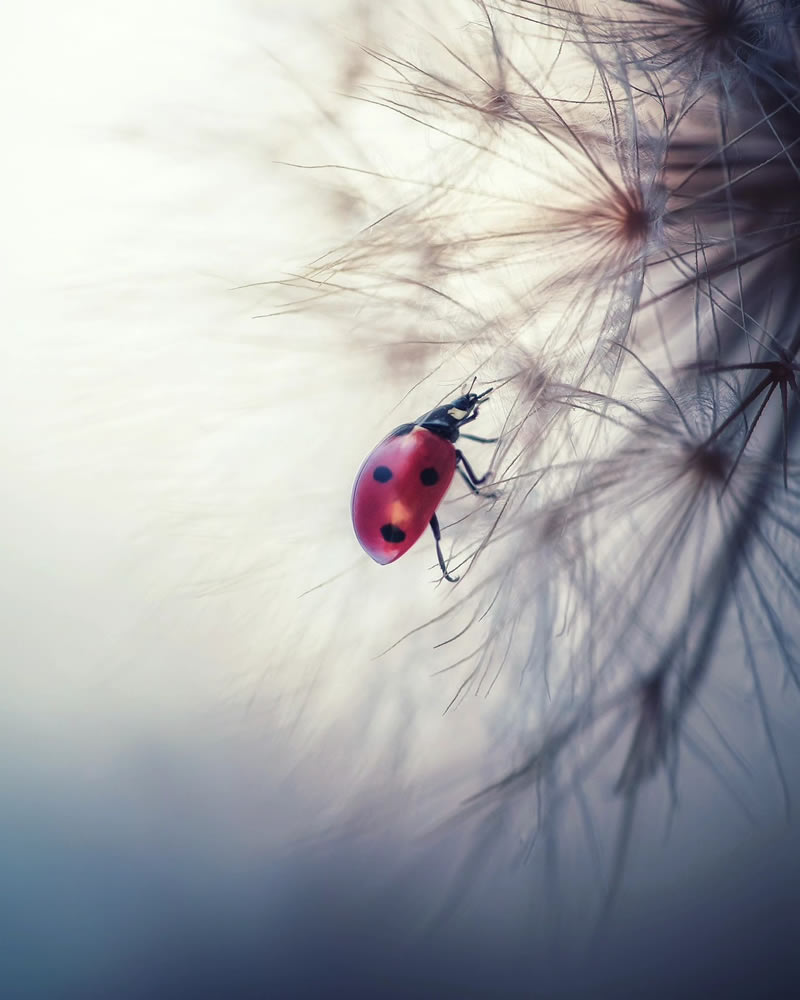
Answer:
430;513;459;583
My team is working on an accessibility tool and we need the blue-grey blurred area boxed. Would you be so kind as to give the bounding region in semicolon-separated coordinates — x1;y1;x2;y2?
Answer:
4;1;800;998
2;750;799;999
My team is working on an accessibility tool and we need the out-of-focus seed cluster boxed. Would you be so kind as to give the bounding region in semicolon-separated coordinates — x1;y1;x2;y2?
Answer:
282;0;800;913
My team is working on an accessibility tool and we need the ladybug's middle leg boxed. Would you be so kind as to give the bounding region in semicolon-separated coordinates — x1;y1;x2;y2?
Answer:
456;449;490;488
456;450;499;499
429;513;459;583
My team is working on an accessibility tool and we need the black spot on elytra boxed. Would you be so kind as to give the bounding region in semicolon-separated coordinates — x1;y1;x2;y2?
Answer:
380;523;406;544
420;467;439;486
390;424;414;437
373;466;392;483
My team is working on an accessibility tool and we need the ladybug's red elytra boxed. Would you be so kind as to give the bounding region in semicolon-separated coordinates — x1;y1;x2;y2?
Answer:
351;386;495;582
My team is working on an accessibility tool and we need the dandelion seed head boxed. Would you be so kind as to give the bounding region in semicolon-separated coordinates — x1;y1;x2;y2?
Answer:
614;672;671;794
247;0;800;943
680;0;765;62
683;439;730;484
516;358;551;402
582;178;670;268
533;0;784;85
480;86;518;122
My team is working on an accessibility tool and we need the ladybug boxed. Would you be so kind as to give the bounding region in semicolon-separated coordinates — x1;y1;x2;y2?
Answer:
351;386;495;582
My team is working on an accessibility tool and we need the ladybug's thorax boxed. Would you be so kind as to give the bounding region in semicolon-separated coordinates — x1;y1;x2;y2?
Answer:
418;412;461;441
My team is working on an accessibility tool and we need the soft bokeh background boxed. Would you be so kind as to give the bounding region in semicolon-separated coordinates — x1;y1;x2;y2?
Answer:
4;2;799;997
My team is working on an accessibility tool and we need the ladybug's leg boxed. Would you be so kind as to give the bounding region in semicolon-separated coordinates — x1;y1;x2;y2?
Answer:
460;433;499;444
457;466;484;495
429;513;459;583
456;449;488;486
456;449;498;499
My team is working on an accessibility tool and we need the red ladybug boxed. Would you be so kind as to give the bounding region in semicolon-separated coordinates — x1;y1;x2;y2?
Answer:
351;386;495;582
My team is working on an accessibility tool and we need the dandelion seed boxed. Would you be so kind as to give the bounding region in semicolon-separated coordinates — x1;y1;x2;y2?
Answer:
280;0;800;940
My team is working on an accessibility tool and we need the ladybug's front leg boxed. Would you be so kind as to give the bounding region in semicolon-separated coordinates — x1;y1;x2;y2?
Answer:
458;409;480;428
429;513;459;583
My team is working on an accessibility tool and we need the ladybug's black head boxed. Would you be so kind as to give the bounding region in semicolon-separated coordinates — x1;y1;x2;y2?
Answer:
446;386;493;419
418;386;493;441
